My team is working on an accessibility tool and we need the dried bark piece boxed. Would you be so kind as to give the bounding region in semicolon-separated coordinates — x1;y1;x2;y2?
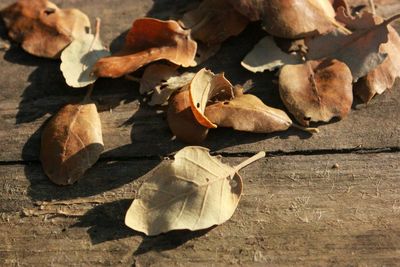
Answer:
40;102;104;185
125;146;265;236
93;18;197;78
241;36;303;73
306;10;400;81
279;59;353;126
1;0;90;58
228;0;337;38
180;0;249;45
167;88;209;144
189;69;234;129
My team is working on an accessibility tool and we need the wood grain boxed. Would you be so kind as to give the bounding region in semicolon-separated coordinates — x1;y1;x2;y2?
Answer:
1;152;399;266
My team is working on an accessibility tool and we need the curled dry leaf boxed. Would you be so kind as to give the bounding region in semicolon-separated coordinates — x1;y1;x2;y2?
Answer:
189;68;234;129
167;88;209;144
93;18;197;78
204;94;293;133
279;59;353;126
1;0;90;58
180;0;249;45
355;25;400;102
125;146;265;236
306;9;400;81
228;0;337;38
241;36;303;73
139;64;179;95
334;9;400;102
60;21;110;88
40;102;104;185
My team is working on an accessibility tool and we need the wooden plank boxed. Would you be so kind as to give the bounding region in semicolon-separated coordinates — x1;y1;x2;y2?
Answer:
1;1;400;161
1;152;399;266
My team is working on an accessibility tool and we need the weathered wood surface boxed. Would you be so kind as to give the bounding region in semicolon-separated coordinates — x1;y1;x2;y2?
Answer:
1;0;400;266
1;152;400;266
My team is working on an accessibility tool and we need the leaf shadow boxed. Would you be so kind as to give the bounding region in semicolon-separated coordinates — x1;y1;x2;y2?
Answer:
72;199;212;254
23;125;160;201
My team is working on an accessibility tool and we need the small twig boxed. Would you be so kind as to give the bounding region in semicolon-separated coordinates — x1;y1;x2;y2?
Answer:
291;123;320;134
234;151;266;172
124;74;141;82
368;0;376;15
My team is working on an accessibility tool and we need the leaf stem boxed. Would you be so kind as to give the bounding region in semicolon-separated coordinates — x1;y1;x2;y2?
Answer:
234;151;266;172
291;123;320;134
83;84;94;102
89;18;101;52
368;0;376;15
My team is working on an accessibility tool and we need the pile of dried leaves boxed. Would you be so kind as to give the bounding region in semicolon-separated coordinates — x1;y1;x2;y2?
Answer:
1;0;399;235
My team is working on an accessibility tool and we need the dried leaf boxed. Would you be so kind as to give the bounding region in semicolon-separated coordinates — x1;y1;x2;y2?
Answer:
1;0;90;58
167;88;209;144
149;72;195;106
228;0;337;38
334;9;400;102
306;10;400;81
60;30;110;88
180;0;249;45
189;69;234;129
204;94;292;133
279;59;353;126
93;18;197;78
355;25;400;102
139;64;179;94
125;146;265;236
40;102;104;185
241;36;303;73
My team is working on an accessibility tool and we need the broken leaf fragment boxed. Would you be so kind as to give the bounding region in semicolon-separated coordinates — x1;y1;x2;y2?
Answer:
241;36;303;73
40;102;104;185
125;146;265;236
93;18;197;78
279;59;353;126
189;68;234;129
1;0;91;58
61;20;110;88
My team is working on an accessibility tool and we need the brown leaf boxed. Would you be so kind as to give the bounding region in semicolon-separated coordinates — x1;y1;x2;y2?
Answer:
306;10;400;81
1;0;90;58
279;59;353;126
204;94;292;133
167;88;209;144
40;103;104;185
355;25;400;102
189;68;234;129
180;0;249;45
125;146;265;236
139;64;179;95
334;9;400;102
228;0;337;38
93;18;197;78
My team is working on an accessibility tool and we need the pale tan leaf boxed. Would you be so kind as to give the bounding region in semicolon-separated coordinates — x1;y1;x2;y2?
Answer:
60;33;110;88
125;146;265;236
241;36;303;73
139;64;179;94
40;103;104;185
